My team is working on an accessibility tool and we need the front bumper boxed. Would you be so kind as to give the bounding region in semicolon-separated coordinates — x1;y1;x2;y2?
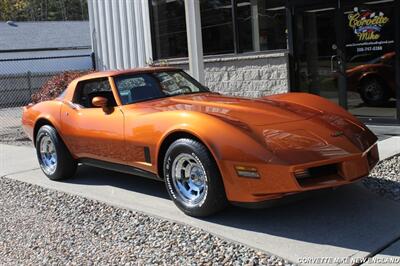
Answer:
231;187;333;209
219;143;379;203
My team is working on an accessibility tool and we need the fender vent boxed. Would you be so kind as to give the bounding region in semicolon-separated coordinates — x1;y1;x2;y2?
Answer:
144;147;151;163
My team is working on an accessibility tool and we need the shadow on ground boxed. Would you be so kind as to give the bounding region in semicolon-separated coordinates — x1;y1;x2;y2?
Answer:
65;165;400;258
67;165;169;200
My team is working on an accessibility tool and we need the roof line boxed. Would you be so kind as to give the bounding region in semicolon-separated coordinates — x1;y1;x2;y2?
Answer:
76;67;182;81
0;54;92;62
2;20;89;23
0;46;91;53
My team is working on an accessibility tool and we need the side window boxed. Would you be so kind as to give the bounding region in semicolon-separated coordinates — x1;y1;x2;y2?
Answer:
155;72;200;95
115;74;164;104
73;78;116;108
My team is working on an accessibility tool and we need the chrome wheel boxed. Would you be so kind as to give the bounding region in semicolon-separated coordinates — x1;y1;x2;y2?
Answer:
39;135;57;175
171;153;208;206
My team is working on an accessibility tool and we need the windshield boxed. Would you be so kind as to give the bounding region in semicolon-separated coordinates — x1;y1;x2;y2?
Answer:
114;70;209;105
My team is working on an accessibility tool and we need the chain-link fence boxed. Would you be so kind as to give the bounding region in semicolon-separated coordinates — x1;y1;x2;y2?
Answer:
0;52;94;145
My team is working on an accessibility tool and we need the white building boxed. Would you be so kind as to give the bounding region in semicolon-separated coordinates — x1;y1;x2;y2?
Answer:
87;0;400;126
0;21;93;106
0;21;93;74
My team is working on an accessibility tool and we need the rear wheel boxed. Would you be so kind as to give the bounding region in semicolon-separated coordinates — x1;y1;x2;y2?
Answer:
36;125;77;180
359;77;389;106
163;138;228;217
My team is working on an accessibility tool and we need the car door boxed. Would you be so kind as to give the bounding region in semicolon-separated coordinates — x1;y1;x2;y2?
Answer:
114;73;167;170
60;77;125;163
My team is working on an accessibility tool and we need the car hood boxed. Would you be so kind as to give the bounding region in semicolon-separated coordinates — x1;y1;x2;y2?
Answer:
146;93;322;126
125;93;376;161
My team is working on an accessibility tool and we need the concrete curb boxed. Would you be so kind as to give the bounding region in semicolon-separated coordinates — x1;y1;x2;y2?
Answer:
377;136;400;161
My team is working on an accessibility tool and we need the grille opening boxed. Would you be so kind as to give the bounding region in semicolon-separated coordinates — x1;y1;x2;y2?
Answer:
309;164;338;177
295;164;341;187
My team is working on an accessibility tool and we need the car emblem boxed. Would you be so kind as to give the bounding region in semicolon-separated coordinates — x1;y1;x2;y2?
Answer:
331;131;344;137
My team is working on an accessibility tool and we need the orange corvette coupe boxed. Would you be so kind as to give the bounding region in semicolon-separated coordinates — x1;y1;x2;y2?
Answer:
22;67;379;217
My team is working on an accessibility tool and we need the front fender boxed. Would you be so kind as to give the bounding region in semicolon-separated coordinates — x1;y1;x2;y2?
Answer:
157;111;278;193
266;92;360;124
265;92;377;151
157;111;272;163
122;109;274;187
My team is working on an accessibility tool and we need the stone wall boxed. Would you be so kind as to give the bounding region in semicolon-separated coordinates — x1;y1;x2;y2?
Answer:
163;52;289;98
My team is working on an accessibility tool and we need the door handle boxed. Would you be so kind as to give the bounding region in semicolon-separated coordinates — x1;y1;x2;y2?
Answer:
331;55;338;73
64;101;79;110
63;101;81;117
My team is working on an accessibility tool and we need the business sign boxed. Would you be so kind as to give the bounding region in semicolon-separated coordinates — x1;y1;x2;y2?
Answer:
345;6;394;58
348;7;389;42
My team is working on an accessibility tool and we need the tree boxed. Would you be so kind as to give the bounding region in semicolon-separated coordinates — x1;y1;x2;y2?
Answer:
0;0;88;21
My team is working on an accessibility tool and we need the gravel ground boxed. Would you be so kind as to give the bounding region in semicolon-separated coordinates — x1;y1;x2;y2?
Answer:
0;177;293;266
0;107;32;146
0;126;32;146
363;154;400;202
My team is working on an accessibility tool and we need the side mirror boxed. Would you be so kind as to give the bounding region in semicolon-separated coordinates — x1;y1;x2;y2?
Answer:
92;96;108;108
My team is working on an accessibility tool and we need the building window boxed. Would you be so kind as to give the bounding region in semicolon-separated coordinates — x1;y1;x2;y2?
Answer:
235;0;288;52
255;0;287;51
236;0;254;53
150;0;188;60
149;0;287;60
200;0;235;55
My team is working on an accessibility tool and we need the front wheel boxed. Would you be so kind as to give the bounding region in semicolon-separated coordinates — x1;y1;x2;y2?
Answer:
36;125;77;180
163;138;228;217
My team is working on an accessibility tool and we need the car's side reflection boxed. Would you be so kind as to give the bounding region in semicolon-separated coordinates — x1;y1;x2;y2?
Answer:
346;52;395;107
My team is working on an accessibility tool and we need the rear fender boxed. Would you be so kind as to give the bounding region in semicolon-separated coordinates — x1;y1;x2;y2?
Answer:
26;101;63;146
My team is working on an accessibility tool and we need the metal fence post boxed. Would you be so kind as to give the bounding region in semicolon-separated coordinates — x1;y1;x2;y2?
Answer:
27;71;33;95
91;51;97;70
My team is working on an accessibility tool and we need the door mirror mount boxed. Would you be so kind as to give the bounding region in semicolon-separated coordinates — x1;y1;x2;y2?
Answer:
92;96;108;108
92;96;114;114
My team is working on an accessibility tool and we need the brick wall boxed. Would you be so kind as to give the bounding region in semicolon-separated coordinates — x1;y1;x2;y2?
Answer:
164;52;289;98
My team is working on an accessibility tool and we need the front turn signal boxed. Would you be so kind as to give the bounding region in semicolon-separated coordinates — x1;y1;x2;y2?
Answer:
235;166;260;179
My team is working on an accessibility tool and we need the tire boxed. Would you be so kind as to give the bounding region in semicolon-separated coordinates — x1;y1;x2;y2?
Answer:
359;78;389;107
163;138;228;217
35;125;77;180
